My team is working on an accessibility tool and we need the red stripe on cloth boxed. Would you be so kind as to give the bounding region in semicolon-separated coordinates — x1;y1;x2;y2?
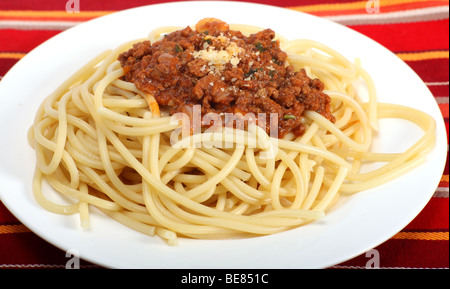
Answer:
442;156;449;176
0;233;66;265
405;59;449;83
439;104;449;118
0;233;99;268
310;1;449;17
404;198;449;231
0;0;362;11
0;58;19;78
444;119;449;139
0;202;19;224
349;19;449;52
1;0;163;11
445;155;449;175
334;238;449;268
440;182;449;191
0;30;61;53
428;84;449;97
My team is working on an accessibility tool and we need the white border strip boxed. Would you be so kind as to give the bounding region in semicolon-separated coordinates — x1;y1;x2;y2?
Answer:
325;6;449;25
0;20;81;30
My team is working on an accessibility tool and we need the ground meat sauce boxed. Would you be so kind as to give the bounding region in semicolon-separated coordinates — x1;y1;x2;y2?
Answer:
118;19;334;138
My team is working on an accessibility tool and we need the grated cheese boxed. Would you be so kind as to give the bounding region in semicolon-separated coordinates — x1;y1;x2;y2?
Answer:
192;35;244;73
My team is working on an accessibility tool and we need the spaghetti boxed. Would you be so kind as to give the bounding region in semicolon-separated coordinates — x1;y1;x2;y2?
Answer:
28;19;436;245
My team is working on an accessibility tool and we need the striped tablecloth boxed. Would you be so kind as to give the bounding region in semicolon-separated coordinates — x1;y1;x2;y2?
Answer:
0;0;448;269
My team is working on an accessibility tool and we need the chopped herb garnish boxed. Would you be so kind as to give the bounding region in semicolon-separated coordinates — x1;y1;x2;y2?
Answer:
204;38;212;44
283;114;296;120
245;68;263;78
272;56;282;66
203;30;209;35
255;42;267;52
268;70;276;78
174;44;183;53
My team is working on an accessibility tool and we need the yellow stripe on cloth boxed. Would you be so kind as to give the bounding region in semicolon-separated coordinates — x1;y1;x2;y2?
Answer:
392;231;449;241
0;224;31;234
290;0;449;13
0;52;26;59
396;51;449;61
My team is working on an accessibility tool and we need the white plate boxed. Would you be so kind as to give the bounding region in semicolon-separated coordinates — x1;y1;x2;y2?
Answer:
0;1;447;269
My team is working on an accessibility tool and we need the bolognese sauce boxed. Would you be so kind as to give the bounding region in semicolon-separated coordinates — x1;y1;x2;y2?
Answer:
118;18;334;138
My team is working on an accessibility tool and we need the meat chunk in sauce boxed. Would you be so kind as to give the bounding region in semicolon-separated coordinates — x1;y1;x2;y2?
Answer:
118;18;335;138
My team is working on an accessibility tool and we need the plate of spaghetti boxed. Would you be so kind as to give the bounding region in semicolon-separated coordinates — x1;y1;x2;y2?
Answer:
0;1;447;269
